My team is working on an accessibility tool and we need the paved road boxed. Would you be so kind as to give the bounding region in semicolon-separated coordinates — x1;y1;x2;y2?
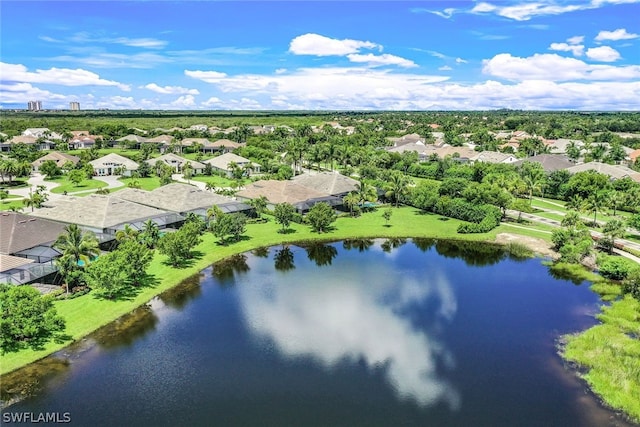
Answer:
93;175;124;189
171;173;207;190
507;209;640;264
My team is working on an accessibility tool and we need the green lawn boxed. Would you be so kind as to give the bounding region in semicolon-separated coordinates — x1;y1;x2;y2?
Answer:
49;178;107;194
0;199;26;211
190;174;237;187
117;177;164;191
0;207;505;374
532;197;634;222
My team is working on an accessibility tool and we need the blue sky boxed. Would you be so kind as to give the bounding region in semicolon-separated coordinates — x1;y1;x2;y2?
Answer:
1;0;639;110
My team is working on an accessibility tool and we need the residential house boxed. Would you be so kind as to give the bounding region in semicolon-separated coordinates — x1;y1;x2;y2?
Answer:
116;134;148;149
89;153;139;176
292;172;359;198
546;139;584;155
146;135;175;153
628;149;640;166
32;151;80;172
70;136;96;149
236;180;341;213
203;152;260;177
115;183;251;218
146;153;206;174
388;133;423;147
2;135;37;152
512;154;575;173
207;139;244;153
387;141;431;160
23;128;62;140
181;138;211;152
30;194;180;242
566;161;640;182
0;212;66;284
471;151;518;164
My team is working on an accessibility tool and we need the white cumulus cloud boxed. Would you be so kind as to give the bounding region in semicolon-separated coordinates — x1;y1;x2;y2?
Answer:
595;28;639;41
549;42;584;56
184;70;228;83
482;53;638;81
289;33;379;56
0;62;130;90
567;35;585;45
346;53;417;68
144;83;199;95
586;46;621;62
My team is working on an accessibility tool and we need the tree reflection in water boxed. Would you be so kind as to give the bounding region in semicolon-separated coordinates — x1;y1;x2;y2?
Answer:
274;246;295;272
92;304;159;349
212;254;250;287
303;242;338;267
381;238;407;253
159;273;202;309
342;239;375;252
251;247;270;258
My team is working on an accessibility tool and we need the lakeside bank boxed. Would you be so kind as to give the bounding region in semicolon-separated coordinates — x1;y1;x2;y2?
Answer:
2;207;511;374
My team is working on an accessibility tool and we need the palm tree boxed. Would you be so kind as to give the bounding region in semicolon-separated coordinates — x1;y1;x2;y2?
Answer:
519;162;545;207
115;224;139;242
23;186;45;212
583;191;608;225
565;195;584;212
355;179;377;206
342;192;360;217
608;190;626;217
54;224;100;294
205;181;216;192
182;162;194;183
602;219;626;253
140;219;160;249
248;196;268;220
385;172;411;208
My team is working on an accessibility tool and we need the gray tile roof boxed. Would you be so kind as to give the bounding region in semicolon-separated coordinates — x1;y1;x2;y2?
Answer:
203;152;257;170
237;180;328;205
566;162;640;181
146;153;205;170
0;212;67;255
115;183;237;213
512;154;575;172
30;194;170;229
89;153;140;171
292;172;359;196
0;254;34;272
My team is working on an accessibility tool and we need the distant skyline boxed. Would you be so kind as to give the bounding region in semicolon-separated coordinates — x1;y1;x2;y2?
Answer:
1;1;639;111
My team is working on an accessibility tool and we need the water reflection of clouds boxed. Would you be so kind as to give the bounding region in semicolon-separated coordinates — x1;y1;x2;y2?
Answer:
238;257;460;409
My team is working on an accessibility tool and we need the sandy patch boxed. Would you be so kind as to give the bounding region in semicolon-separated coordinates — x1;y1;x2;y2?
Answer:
495;233;559;259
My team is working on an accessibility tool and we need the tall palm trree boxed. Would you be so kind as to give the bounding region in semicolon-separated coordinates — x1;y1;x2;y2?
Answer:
54;224;100;294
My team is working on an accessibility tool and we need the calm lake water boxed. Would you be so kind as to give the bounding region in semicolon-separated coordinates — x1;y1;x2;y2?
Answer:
1;239;635;426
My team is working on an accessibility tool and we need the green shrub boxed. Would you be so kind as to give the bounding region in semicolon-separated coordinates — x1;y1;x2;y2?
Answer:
599;256;633;280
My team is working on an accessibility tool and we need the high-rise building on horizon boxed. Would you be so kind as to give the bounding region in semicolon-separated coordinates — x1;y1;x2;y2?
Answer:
27;100;42;111
70;101;80;111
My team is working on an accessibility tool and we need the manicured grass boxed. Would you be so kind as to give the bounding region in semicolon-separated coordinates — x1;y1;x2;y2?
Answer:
532;197;634;222
561;295;640;423
0;207;502;374
0;199;26;211
49;178;107;194
190;174;237;187
117;177;164;191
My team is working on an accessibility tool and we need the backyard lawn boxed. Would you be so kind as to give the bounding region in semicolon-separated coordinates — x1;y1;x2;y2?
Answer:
0;206;506;374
